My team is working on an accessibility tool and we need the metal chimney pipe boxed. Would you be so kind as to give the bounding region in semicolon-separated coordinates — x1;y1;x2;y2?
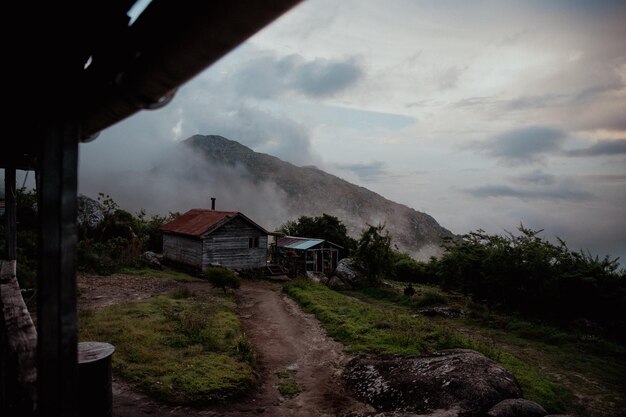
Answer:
211;197;216;210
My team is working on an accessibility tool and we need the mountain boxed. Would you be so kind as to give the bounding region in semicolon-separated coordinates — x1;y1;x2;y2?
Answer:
183;135;453;260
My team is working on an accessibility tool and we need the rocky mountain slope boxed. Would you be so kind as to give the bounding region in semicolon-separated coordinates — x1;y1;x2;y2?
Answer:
183;135;453;259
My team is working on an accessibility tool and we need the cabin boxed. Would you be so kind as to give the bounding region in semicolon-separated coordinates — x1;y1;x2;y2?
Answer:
273;236;342;276
161;209;269;271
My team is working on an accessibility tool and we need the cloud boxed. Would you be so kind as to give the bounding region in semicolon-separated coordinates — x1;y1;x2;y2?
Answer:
566;138;626;156
233;53;363;99
465;183;593;201
335;161;388;181
475;126;566;164
465;170;595;202
437;65;465;90
504;94;567;110
513;169;556;186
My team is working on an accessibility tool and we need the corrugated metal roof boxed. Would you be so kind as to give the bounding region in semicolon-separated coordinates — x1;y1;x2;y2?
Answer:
276;236;325;250
160;209;269;237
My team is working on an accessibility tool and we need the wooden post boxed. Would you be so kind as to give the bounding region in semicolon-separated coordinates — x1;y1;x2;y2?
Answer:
37;122;79;417
4;168;16;260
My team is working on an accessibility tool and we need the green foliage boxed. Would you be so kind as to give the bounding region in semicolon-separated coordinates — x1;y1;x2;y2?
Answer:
428;225;626;341
0;188;39;287
391;252;437;284
205;267;241;292
354;224;393;284
79;290;256;404
77;194;179;275
278;379;301;398
279;213;357;255
284;279;459;355
284;279;573;414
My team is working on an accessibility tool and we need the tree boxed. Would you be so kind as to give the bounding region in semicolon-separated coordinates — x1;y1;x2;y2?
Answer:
279;213;357;255
354;224;393;284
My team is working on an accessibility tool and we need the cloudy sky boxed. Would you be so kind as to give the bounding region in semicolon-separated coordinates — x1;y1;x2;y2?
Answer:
78;0;626;264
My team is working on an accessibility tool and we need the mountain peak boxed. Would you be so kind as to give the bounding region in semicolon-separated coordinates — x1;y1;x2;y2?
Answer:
184;134;453;260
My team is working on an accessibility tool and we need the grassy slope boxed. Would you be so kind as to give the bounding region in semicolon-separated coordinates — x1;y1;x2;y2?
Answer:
283;279;625;415
79;286;256;405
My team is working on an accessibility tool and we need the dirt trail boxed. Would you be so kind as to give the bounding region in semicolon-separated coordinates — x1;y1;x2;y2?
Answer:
84;277;371;417
231;279;371;417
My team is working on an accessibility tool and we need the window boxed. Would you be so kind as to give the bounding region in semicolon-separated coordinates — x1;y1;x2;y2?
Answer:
248;237;259;248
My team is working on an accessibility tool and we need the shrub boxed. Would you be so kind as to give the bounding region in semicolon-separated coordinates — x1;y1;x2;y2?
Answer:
205;267;241;292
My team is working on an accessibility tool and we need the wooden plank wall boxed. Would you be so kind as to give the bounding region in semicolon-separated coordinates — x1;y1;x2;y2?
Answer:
203;217;267;270
163;234;203;269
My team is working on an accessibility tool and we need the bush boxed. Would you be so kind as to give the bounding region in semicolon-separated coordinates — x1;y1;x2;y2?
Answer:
392;253;435;284
428;225;626;342
205;267;241;292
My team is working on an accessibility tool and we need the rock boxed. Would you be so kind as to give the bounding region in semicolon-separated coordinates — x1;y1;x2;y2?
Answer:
327;275;352;290
333;258;368;289
413;306;465;319
142;251;162;269
346;409;461;417
306;271;327;284
487;398;547;417
77;194;105;229
544;415;575;417
344;349;522;416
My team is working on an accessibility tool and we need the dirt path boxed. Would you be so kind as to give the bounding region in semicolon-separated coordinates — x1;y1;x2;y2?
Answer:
79;275;371;417
231;279;371;417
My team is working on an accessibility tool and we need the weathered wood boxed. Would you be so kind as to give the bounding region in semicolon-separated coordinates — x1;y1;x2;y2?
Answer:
4;169;16;260
37;122;79;417
163;235;203;269
163;215;269;271
0;260;37;407
203;217;267;270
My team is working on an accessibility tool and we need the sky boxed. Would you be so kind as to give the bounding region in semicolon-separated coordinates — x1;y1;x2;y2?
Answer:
73;0;626;264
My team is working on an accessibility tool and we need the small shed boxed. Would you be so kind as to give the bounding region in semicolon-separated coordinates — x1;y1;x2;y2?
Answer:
161;209;269;271
274;236;342;276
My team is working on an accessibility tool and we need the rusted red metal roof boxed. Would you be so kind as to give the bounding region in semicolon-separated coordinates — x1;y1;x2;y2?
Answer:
160;209;268;237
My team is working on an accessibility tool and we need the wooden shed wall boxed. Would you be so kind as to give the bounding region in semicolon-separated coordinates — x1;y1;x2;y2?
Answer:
163;234;203;269
202;217;267;270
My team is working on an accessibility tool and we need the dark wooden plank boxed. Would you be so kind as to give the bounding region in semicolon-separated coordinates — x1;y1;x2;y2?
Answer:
4;168;16;260
37;122;79;417
0;260;37;407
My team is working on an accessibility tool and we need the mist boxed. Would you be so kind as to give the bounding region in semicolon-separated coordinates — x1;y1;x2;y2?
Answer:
79;143;291;232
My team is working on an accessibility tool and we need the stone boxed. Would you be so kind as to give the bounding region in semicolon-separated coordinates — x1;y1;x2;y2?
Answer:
413;306;465;319
332;258;368;289
487;398;547;417
142;251;162;269
344;349;522;416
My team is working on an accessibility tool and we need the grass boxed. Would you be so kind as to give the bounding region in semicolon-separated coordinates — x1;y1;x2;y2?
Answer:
278;379;301;398
79;287;256;404
117;266;202;282
283;279;573;414
276;369;300;398
465;308;626;416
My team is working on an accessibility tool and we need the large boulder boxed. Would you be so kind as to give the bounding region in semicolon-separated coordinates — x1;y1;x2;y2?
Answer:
344;349;522;417
77;194;105;229
347;409;462;417
487;399;547;417
331;258;368;289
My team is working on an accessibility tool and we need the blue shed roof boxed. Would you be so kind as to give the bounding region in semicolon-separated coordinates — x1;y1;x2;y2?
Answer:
276;236;325;250
276;236;343;250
